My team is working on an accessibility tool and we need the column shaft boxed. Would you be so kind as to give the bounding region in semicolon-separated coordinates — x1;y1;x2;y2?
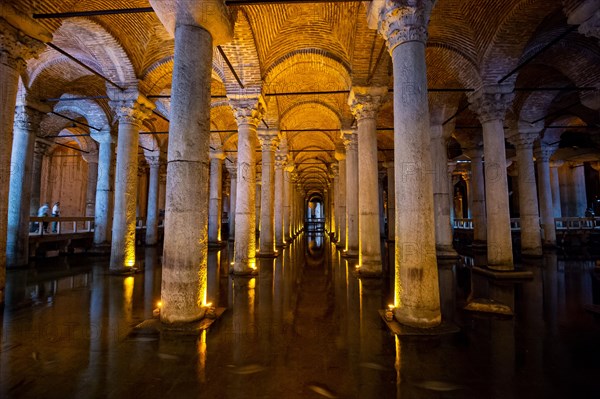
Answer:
208;153;224;244
274;157;285;246
550;164;562;218
336;158;347;248
85;161;98;217
345;133;359;256
283;170;291;242
161;24;212;323
94;138;113;245
515;145;542;255
259;136;277;255
145;160;160;246
386;163;396;241
536;153;556;246
470;152;487;243
30;142;47;216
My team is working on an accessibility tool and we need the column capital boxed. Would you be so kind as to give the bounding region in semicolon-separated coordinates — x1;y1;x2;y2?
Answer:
225;158;237;177
534;143;557;162
146;155;162;167
590;161;600;172
330;163;339;177
275;154;288;169
468;85;515;124
348;86;387;121
368;0;435;52
341;129;358;151
549;160;564;169
109;89;155;126
507;131;539;149
91;130;116;144
13;104;47;132
209;149;226;161
229;95;266;128
257;129;280;151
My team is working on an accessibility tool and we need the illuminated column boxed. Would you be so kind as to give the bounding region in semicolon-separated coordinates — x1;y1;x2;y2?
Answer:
145;156;161;246
507;125;542;256
535;144;557;247
461;171;472;218
378;171;385;237
370;0;440;326
29;140;50;215
255;173;261;235
329;165;338;240
83;152;99;217
92;132;115;246
343;129;359;257
0;10;49;303
430;123;458;258
468;85;515;270
384;161;395;241
348;86;385;273
570;162;587;216
274;152;286;246
158;9;234;322
335;149;347;248
158;171;166;213
226;158;237;240
283;165;293;243
7;105;45;267
258;131;278;256
231;96;265;274
109;91;153;272
463;145;487;244
208;149;225;244
550;161;562;218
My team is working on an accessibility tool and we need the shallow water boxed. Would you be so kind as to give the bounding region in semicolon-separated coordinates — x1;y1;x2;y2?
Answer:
1;233;599;398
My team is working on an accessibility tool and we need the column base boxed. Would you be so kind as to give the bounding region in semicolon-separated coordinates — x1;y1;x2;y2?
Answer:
341;249;358;258
436;245;458;260
379;310;459;336
464;298;513;316
521;247;543;257
472;266;533;280
256;250;278;258
230;268;258;277
108;267;138;276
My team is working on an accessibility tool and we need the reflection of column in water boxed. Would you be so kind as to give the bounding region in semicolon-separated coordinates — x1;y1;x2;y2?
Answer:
346;259;360;382
281;247;292;333
207;250;220;307
395;336;402;397
258;258;275;363
197;330;207;383
273;251;284;338
438;261;457;321
489;283;516;399
358;278;386;398
144;246;158;319
520;263;544;382
542;252;558;334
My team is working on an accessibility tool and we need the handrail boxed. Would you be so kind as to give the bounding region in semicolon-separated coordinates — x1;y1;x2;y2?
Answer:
29;216;95;235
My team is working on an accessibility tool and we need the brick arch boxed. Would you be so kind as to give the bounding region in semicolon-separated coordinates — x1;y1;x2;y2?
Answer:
220;9;262;92
426;44;482;89
264;49;352;91
479;0;561;84
54;94;111;132
140;56;226;94
280;100;342;128
53;18;137;87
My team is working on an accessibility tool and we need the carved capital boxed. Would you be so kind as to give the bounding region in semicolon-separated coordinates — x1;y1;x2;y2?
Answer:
147;155;161;167
225;159;238;178
507;132;538;150
13;105;45;133
348;87;387;121
330;163;339;177
229;96;266;128
257;130;280;152
533;144;557;162
370;0;434;52
468;85;515;124
209;149;226;161
275;154;288;169
109;90;155;126
342;130;358;152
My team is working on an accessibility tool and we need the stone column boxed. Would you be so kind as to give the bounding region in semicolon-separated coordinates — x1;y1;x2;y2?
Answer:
7;105;45;267
145;156;161;246
108;91;153;273
274;152;286;246
231;96;266;274
159;10;234;323
258;131;279;256
461;171;472;218
208;149;225;245
343;129;359;257
335;149;347;248
226;158;237;241
463;145;487;244
30;140;50;216
550;161;562;218
384;161;395;242
534;144;557;247
92;133;115;246
430;123;458;258
255;172;261;235
570;162;587;216
348;86;386;272
329;165;337;240
83;152;99;217
468;85;515;270
0;10;50;303
369;0;440;327
378;171;386;237
158;171;167;214
283;166;293;243
507;126;542;256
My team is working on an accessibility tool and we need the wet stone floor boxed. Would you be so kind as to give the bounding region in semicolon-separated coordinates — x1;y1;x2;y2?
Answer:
1;233;600;398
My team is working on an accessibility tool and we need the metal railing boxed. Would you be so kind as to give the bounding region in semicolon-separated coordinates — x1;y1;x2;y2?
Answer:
453;217;600;231
29;216;149;236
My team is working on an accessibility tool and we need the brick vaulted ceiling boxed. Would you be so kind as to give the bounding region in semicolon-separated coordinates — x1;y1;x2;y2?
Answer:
15;0;600;193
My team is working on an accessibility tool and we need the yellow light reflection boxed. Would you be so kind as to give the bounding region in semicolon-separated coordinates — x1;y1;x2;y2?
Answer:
198;330;207;383
125;255;135;268
123;276;134;317
395;335;402;392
